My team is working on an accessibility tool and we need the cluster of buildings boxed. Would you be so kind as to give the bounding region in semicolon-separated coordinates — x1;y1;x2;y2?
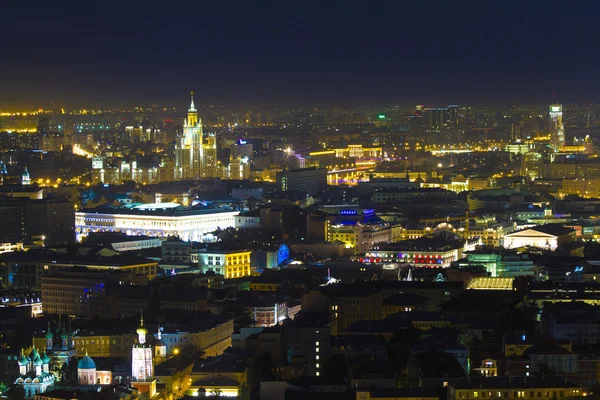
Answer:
91;93;251;185
3;98;600;400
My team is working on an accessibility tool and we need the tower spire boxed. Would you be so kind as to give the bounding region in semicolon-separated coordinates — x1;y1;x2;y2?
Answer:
189;90;196;112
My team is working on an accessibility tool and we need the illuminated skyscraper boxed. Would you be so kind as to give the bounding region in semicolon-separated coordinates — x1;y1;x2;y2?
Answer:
175;91;204;179
174;92;224;179
549;104;565;152
201;132;219;178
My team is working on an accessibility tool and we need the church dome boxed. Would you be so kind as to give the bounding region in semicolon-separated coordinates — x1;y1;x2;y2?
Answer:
78;355;96;370
28;348;38;361
41;352;51;364
34;355;43;367
136;326;148;337
18;353;28;366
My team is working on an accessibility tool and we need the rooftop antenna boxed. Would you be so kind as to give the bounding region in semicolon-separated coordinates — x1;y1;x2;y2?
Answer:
189;91;196;112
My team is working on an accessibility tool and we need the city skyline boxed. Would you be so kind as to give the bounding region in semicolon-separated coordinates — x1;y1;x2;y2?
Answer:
2;1;600;109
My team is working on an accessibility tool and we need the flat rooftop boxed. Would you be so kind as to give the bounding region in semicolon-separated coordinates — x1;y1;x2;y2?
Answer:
78;204;238;217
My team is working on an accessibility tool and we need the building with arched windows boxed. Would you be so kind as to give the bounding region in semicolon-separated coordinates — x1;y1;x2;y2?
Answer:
14;348;54;397
77;353;96;385
75;204;238;242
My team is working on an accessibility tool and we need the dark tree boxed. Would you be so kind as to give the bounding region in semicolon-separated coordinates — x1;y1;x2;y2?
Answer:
180;344;205;362
6;384;25;400
238;383;251;400
255;351;277;380
387;328;422;373
323;354;348;382
60;356;79;385
537;362;555;377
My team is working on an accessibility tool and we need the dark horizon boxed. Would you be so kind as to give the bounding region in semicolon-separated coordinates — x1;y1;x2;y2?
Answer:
2;1;599;110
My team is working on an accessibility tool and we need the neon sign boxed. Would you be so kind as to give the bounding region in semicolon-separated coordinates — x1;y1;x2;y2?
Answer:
340;210;357;215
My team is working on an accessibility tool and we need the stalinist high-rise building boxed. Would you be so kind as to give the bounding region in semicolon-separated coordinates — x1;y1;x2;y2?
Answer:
175;91;250;181
175;91;204;179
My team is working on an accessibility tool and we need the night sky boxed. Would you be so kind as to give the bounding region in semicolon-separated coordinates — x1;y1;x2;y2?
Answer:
1;1;599;109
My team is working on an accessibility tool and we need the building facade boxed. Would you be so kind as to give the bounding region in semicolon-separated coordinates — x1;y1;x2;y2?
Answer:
549;104;565;152
197;249;252;279
15;349;54;397
75;205;238;242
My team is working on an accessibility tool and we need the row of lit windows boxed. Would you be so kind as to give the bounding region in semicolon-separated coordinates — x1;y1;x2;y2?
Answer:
459;390;580;399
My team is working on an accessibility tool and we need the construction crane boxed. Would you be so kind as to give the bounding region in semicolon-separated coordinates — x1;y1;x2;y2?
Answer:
419;212;471;232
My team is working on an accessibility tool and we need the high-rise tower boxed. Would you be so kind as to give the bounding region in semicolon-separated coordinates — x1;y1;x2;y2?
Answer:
175;91;204;179
201;132;219;178
549;104;565;152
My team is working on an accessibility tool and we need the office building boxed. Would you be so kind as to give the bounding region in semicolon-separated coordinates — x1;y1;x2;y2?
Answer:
201;132;219;178
0;197;74;245
561;178;600;198
549;104;565;152
197;248;252;279
448;377;581;400
0;250;158;289
0;184;44;199
231;139;254;159
277;167;327;195
0;197;26;243
41;271;122;319
421;105;459;131
25;198;75;245
285;312;332;377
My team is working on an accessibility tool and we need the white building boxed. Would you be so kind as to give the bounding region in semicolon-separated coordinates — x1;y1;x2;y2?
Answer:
234;214;261;229
502;224;575;251
131;315;156;398
15;348;54;397
248;302;288;327
76;203;238;242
